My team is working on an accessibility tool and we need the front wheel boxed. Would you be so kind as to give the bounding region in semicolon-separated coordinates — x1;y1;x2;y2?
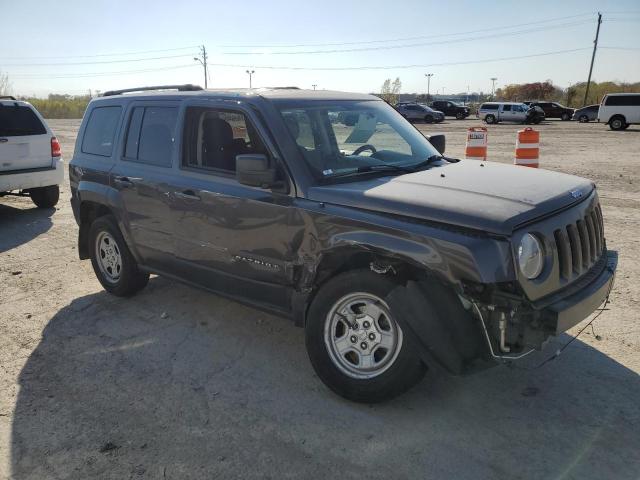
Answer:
484;114;496;124
561;112;571;121
305;270;425;403
89;215;149;296
424;115;434;124
30;185;59;208
455;112;466;120
578;114;589;123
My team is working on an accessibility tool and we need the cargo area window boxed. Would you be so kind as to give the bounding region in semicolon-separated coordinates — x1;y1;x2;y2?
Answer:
181;107;267;173
122;106;178;167
0;105;46;137
81;106;122;157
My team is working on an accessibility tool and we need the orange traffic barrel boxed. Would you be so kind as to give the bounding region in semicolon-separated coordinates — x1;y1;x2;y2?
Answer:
515;127;539;168
465;127;488;161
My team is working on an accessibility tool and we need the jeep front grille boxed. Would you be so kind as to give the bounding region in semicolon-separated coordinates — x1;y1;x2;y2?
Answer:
553;204;605;281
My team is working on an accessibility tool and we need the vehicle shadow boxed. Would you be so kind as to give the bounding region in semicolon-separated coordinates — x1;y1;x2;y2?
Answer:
10;278;640;479
0;202;54;253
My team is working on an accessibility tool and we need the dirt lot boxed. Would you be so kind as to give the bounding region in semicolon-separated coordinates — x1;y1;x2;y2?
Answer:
1;118;639;479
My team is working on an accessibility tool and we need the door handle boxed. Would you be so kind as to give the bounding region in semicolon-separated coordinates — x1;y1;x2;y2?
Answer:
174;190;201;201
113;176;135;187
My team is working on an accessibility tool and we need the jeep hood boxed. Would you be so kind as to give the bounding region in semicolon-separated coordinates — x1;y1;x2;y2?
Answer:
307;161;594;235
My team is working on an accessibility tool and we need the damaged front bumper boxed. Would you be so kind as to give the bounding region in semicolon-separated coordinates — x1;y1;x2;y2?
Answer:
471;250;617;360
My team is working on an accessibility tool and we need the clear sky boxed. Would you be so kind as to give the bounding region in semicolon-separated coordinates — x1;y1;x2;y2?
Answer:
2;0;639;97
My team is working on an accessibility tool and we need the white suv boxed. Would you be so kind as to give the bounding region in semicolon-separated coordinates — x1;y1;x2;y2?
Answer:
598;93;640;130
0;97;63;208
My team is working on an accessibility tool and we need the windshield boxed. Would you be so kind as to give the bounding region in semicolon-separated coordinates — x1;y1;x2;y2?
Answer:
277;100;440;180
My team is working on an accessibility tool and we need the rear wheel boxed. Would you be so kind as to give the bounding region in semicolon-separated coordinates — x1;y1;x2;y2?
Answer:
305;270;425;403
485;114;496;124
29;185;59;208
89;215;149;296
578;114;589;123
610;115;626;131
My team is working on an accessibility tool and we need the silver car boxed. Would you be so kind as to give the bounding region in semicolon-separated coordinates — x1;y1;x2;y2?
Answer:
395;102;445;123
477;102;530;124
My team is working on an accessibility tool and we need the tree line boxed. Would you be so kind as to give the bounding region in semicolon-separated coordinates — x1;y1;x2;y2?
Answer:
495;81;640;107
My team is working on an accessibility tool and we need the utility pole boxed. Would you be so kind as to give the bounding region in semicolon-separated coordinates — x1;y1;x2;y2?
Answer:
425;73;433;101
246;69;255;88
312;84;317;90
490;77;497;98
193;45;208;89
583;12;602;106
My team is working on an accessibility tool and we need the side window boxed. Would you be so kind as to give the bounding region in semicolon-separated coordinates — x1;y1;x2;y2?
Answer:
182;107;267;173
606;95;640;106
123;106;178;167
81;106;122;157
502;104;512;112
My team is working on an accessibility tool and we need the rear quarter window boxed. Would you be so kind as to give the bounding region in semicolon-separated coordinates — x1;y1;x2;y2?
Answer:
0;105;46;137
81;106;122;157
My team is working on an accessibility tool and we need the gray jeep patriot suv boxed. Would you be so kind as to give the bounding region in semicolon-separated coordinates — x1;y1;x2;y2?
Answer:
70;85;617;402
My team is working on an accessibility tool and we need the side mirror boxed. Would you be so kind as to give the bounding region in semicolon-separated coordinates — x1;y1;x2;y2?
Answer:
428;134;446;155
236;154;277;188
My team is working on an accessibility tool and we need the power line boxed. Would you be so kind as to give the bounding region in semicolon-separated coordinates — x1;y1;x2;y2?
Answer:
9;64;198;79
2;53;197;67
207;47;592;71
0;45;200;60
214;12;596;48
221;20;593;55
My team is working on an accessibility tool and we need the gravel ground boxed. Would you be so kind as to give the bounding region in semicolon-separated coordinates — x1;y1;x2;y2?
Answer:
1;118;639;479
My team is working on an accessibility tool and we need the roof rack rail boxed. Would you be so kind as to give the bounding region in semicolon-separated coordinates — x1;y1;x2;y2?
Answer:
102;84;203;97
0;95;17;100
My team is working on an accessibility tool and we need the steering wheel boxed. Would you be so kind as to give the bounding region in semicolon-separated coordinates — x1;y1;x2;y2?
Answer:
352;144;377;156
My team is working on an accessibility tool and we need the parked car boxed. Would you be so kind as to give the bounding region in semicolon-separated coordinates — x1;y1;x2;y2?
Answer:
0;96;63;208
477;102;542;124
429;100;470;119
527;101;574;120
394;102;444;123
597;93;640;130
572;104;599;123
70;85;617;403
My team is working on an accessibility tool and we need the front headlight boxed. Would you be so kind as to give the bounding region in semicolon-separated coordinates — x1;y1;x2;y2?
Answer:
518;233;544;279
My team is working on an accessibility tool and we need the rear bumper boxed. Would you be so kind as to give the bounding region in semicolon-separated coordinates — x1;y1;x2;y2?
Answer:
0;158;63;192
545;250;617;334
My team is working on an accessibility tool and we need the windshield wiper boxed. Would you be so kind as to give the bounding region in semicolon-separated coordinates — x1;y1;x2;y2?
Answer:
409;154;460;172
325;162;415;180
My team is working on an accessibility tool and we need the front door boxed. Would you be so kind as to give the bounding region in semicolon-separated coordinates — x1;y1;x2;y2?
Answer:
169;103;296;311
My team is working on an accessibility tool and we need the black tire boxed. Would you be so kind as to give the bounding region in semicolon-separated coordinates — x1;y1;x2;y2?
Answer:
455;112;465;120
424;115;434;124
485;114;496;124
610;115;626;131
622;123;630;130
561;112;571;121
533;117;542;124
578;114;589;123
29;185;59;208
305;269;426;403
88;215;149;296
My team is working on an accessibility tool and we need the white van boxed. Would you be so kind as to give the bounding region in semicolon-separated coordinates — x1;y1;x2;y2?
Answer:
0;97;63;207
598;93;640;130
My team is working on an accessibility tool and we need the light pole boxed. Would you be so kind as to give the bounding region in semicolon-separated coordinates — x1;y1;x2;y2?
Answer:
425;73;433;101
193;45;208;89
312;84;317;90
490;77;497;98
246;70;255;89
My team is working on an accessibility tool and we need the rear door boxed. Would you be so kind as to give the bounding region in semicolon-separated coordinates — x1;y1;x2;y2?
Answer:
0;102;50;172
110;101;180;270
